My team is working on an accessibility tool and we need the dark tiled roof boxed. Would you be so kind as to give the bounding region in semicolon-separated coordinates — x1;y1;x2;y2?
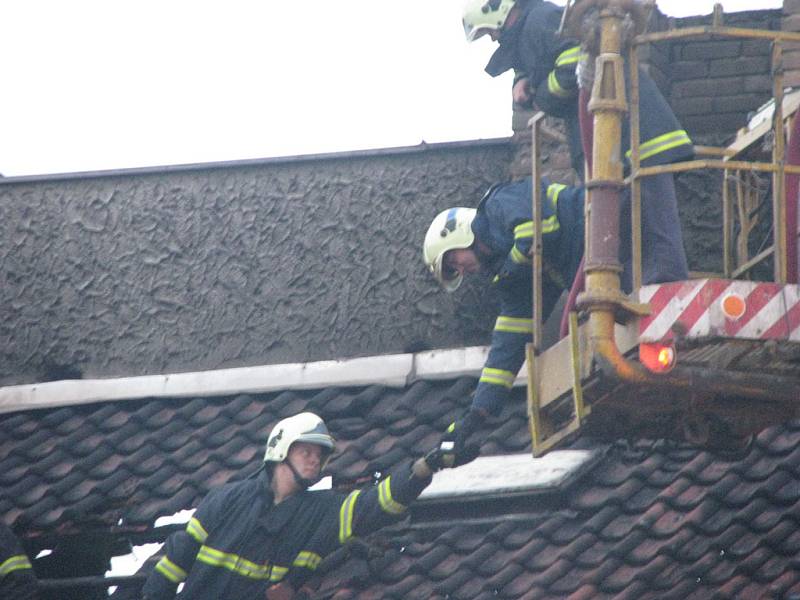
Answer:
2;380;800;599
0;378;489;532
314;422;800;599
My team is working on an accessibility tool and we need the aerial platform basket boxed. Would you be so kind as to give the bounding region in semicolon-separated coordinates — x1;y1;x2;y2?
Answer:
526;4;800;456
527;279;800;456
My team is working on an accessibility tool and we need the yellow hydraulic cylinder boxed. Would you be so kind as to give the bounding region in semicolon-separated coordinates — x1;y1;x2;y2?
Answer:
579;2;650;381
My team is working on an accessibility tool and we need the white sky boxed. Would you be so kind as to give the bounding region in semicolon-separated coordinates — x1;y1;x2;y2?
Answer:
0;0;782;177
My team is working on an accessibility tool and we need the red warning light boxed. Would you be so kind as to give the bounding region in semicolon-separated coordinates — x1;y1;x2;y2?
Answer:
639;342;676;373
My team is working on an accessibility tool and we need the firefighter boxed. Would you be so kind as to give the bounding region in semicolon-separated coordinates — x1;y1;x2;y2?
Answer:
143;412;448;600
423;177;584;458
461;0;690;289
0;521;40;600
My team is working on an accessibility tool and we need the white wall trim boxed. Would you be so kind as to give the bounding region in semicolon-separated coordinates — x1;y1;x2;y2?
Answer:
0;346;525;414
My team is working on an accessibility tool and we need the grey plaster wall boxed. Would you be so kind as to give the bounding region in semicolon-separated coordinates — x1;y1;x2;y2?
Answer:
1;142;513;385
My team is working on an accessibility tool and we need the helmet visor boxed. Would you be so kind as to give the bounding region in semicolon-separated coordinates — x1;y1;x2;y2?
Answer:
433;252;464;292
463;20;493;42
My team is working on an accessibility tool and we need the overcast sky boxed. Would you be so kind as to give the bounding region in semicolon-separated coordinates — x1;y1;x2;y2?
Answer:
0;0;782;177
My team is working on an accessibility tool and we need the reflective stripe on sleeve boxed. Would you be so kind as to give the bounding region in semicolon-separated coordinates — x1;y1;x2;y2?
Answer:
0;554;33;577
627;129;692;162
196;545;271;580
547;70;572;98
514;218;559;240
292;550;322;571
339;490;361;544
479;367;516;389
154;556;188;584
270;565;289;582
511;245;531;265
547;183;566;209
495;316;534;334
555;46;584;67
186;517;209;544
377;477;407;515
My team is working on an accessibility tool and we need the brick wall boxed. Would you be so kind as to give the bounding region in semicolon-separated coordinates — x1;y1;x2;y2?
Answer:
668;9;782;137
509;7;782;181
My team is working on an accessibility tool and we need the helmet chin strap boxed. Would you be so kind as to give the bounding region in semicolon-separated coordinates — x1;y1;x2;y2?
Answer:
285;458;320;490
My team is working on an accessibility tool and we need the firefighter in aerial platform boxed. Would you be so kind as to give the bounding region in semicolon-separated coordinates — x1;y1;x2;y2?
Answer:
143;412;452;600
423;177;585;453
435;0;693;453
461;0;691;291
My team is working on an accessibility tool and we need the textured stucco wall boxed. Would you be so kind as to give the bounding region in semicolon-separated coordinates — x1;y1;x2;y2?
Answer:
1;142;513;385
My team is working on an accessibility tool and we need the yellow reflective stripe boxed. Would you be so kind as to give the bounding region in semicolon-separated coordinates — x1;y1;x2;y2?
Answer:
547;70;571;98
378;477;407;515
0;554;33;577
480;367;515;389
270;565;289;582
293;550;322;570
510;245;531;265
186;517;209;543
628;129;691;161
495;316;534;334
196;545;271;580
339;490;361;543
555;46;583;67
514;218;559;241
542;216;559;233
547;183;566;209
514;222;533;239
155;556;188;584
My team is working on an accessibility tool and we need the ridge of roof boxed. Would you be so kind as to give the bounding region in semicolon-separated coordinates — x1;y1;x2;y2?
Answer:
0;137;512;183
0;346;499;414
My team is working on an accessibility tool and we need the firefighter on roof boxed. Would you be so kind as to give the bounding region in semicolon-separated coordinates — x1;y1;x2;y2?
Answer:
0;521;40;600
143;412;448;600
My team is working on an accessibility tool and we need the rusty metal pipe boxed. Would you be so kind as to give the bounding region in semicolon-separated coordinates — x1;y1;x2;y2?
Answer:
582;2;652;385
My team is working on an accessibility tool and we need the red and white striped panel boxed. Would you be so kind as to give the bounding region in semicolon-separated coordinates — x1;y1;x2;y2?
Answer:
638;279;800;343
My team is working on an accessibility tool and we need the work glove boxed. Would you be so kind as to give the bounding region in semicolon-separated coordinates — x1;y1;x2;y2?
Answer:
576;53;595;91
424;409;484;471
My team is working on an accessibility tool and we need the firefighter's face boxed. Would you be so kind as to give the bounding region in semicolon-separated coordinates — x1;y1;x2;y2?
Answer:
287;442;323;479
443;248;481;279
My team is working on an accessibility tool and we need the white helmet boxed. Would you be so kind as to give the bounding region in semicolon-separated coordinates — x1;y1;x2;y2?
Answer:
462;0;517;42
263;412;335;465
423;207;476;292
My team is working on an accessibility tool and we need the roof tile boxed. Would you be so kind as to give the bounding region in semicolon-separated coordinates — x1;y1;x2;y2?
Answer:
2;382;800;600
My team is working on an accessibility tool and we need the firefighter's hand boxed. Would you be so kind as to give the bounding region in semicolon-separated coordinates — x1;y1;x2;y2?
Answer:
512;77;533;108
266;582;295;600
576;54;595;90
426;410;484;471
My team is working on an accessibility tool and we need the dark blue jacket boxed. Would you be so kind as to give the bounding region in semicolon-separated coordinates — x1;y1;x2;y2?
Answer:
0;522;39;600
486;0;693;170
143;463;430;599
470;177;584;415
